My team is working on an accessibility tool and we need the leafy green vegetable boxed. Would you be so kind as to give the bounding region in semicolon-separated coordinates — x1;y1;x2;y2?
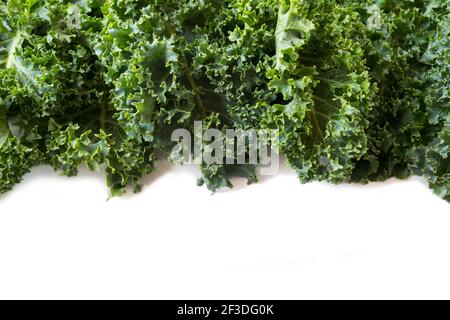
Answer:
0;0;448;202
95;0;278;193
262;0;377;183
350;0;450;201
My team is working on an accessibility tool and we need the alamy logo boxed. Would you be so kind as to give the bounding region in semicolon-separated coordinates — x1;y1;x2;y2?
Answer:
171;121;280;175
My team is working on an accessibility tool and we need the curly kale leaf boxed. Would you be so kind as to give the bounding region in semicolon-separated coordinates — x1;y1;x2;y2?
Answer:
0;0;448;202
348;0;449;200
0;136;43;194
1;0;114;193
97;0;277;192
262;0;377;183
407;8;450;201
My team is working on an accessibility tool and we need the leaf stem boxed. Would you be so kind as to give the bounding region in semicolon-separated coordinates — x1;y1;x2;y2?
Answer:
100;102;106;131
6;31;22;69
312;95;341;112
165;23;206;114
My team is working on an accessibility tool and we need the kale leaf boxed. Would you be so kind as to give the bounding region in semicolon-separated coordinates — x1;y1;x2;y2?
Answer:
0;0;448;202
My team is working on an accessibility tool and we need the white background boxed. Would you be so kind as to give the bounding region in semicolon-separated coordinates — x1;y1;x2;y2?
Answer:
0;160;449;300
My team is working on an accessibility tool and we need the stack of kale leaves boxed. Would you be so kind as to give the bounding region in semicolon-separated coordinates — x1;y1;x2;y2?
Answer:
0;0;448;202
